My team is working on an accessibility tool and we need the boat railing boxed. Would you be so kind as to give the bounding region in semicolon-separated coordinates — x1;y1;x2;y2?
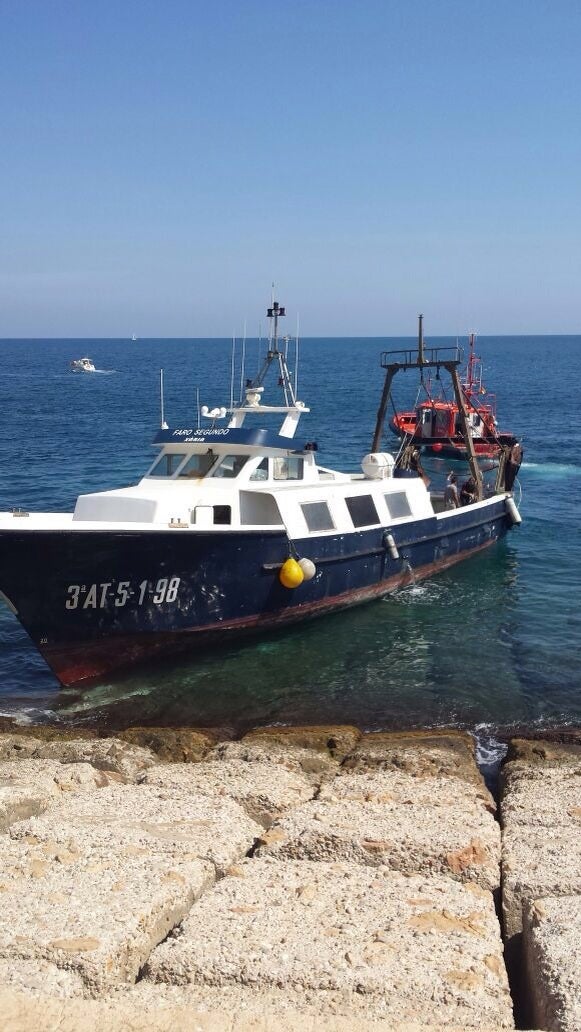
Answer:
380;345;463;370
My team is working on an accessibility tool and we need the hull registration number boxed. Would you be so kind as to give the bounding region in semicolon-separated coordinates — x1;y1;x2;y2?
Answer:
65;577;181;610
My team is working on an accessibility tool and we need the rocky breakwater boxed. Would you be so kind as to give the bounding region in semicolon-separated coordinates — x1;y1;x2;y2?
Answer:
0;725;528;1031
501;737;581;1032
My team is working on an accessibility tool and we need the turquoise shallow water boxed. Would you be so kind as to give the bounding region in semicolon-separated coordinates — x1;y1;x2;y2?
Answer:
0;334;579;735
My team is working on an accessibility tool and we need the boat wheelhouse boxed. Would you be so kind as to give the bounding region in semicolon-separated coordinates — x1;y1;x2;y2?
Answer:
0;303;523;688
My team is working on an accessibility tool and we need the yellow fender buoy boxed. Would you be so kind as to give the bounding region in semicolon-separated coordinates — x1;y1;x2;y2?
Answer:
279;556;304;589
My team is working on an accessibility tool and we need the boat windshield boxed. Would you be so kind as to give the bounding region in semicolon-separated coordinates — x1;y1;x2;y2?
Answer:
178;451;216;479
149;452;187;477
209;454;249;479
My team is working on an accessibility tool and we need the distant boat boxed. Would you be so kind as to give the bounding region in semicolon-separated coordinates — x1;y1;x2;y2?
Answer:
70;357;96;374
131;334;138;341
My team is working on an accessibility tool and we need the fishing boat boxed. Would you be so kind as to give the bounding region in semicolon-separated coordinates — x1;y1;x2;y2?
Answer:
389;325;515;458
0;302;522;689
70;357;96;373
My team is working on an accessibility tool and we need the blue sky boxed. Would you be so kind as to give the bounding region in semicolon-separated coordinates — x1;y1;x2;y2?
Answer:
1;0;580;336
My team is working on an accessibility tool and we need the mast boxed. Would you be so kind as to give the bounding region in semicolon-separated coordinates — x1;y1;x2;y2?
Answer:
248;298;297;407
418;313;425;365
371;318;484;500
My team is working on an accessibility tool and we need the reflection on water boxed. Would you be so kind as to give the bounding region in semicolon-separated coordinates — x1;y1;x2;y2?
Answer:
52;543;528;734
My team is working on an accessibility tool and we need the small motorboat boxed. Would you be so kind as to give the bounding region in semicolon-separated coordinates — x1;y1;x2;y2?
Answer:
70;357;96;373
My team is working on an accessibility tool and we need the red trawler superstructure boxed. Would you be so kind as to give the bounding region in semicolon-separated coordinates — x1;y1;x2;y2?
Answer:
389;325;515;459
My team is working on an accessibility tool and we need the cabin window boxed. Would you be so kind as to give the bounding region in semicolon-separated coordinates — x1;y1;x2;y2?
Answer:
249;457;269;481
149;452;187;477
191;505;232;526
213;505;232;525
273;456;304;481
178;450;216;478
301;501;335;532
385;491;412;519
345;494;380;528
210;454;248;479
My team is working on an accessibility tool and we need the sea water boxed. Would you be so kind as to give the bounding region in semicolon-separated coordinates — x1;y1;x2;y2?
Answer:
0;334;579;738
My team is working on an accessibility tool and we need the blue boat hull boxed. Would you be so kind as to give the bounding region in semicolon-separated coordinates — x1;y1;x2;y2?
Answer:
0;497;512;686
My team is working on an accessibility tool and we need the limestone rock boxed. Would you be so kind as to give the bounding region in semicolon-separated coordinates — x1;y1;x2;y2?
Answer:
117;727;216;763
241;725;361;762
506;738;581;765
145;857;513;1028
341;731;483;788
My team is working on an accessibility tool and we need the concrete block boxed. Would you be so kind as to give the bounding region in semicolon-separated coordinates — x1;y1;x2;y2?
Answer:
0;986;534;1031
0;733;156;781
214;739;339;784
10;783;261;876
144;758;314;827
341;731;484;788
523;895;581;1032
241;725;362;762
500;763;581;828
0;759;114;832
145;857;513;1028
0;838;212;995
319;768;495;814
257;798;500;889
502;827;581;940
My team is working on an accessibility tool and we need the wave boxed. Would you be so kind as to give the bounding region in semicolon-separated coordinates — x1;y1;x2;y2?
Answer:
521;461;581;475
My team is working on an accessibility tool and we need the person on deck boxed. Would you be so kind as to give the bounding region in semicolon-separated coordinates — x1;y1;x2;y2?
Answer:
444;473;459;509
460;476;476;505
504;441;523;492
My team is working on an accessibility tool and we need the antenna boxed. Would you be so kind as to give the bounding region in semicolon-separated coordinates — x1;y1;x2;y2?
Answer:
294;312;300;398
229;334;236;410
266;297;286;353
196;386;201;430
239;320;247;403
160;369;168;429
257;321;262;374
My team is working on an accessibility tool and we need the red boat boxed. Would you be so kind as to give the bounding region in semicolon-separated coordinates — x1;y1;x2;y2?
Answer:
389;333;515;459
